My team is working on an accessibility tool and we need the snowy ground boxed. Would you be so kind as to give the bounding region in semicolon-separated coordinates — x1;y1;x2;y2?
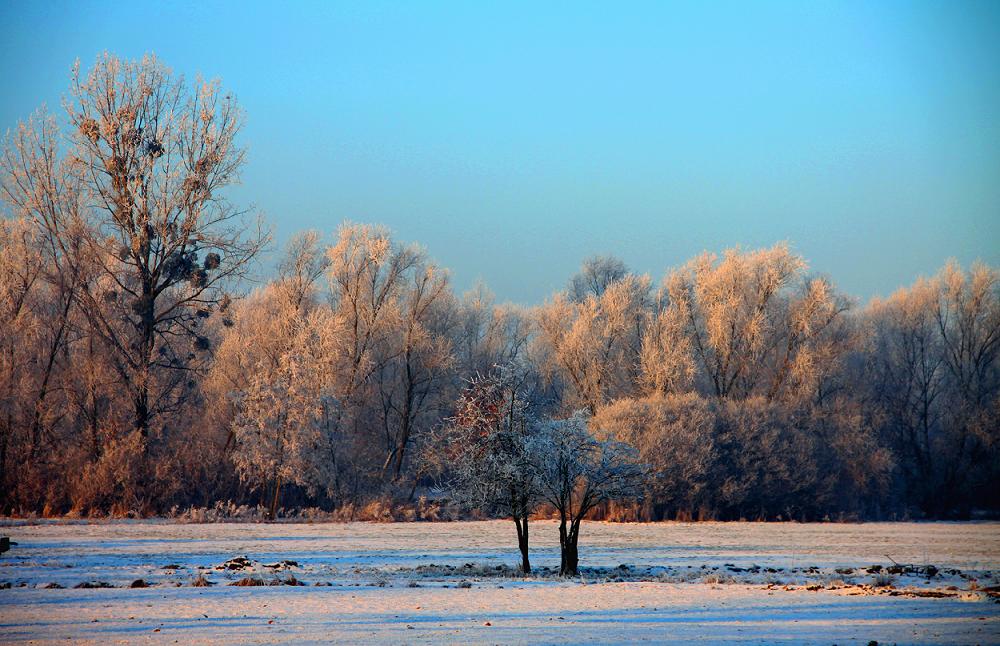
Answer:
1;520;998;644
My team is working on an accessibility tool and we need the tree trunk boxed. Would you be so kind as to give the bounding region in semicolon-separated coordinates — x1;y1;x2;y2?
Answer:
513;513;531;574
135;278;156;442
558;517;580;576
269;476;282;520
391;353;416;480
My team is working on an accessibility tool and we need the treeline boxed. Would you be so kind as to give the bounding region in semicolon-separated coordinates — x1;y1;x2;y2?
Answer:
1;54;998;520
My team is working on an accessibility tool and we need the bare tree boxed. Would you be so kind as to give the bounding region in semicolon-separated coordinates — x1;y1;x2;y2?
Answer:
567;255;629;302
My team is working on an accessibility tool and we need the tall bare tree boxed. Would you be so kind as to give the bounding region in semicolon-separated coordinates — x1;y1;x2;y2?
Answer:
3;54;267;509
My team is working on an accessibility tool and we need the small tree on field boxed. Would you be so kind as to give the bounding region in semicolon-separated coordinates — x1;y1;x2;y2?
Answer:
430;367;541;573
531;413;645;576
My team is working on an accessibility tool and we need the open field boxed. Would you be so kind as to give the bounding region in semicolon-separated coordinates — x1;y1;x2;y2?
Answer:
1;520;999;644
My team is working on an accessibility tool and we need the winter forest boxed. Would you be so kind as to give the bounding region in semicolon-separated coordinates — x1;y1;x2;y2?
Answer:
3;53;1000;527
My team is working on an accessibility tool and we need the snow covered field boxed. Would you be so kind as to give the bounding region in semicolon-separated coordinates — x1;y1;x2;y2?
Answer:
1;520;998;644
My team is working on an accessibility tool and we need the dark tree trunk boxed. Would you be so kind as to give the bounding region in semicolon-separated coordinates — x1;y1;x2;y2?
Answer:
391;350;416;481
513;513;531;574
269;476;282;520
2;341;15;506
134;275;156;443
558;517;580;576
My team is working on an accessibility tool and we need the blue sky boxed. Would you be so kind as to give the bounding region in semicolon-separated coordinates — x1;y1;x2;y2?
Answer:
2;1;998;304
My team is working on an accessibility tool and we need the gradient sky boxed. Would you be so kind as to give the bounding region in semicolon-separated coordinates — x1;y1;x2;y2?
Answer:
2;0;998;304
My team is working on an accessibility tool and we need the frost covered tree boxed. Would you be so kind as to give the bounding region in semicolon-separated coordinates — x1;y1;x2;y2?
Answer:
933;262;1000;411
531;414;644;575
215;233;332;516
230;307;343;518
535;274;651;413
2;54;267;509
659;243;851;402
592;393;715;519
326;222;418;405
1;50;997;525
638;289;697;396
374;261;456;482
67;54;266;444
326;223;419;488
428;367;541;573
211;232;327;399
866;262;1000;514
453;284;531;378
0;218;43;499
1;111;96;510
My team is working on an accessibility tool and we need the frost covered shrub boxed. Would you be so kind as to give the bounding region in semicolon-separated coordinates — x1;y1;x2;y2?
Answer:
703;572;736;585
171;502;272;523
597;501;644;522
593;393;715;520
594;392;892;521
358;498;398;522
709;397;887;520
70;431;146;516
820;574;850;588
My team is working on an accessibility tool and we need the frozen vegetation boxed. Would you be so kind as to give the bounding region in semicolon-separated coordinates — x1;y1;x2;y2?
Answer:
1;520;998;643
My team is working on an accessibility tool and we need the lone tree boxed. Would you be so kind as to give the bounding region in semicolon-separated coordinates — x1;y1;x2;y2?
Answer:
431;367;542;573
532;413;644;576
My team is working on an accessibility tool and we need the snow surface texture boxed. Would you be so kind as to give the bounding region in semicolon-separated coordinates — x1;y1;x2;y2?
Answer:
1;520;998;644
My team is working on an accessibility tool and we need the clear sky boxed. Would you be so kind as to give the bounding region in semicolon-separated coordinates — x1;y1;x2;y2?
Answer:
2;0;998;304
